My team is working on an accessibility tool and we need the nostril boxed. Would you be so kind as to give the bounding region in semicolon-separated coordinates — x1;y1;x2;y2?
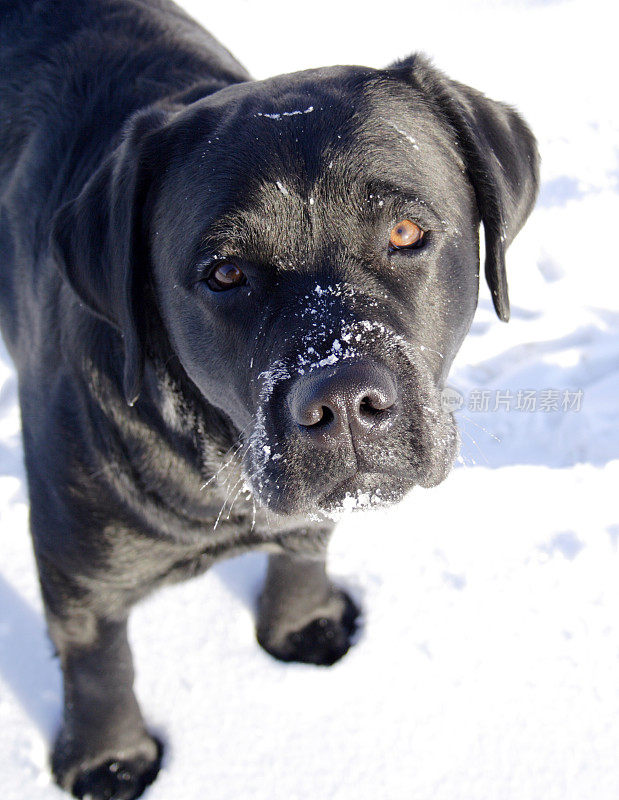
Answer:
359;397;381;418
317;405;335;428
303;405;335;429
358;390;396;418
293;400;336;429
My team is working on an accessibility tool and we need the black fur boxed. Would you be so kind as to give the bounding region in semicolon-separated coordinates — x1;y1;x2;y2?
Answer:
0;1;539;797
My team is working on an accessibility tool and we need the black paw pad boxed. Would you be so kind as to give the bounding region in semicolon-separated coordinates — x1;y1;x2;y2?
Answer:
71;739;163;800
263;591;360;666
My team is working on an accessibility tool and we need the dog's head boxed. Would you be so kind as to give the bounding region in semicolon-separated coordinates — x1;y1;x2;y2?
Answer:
52;55;539;518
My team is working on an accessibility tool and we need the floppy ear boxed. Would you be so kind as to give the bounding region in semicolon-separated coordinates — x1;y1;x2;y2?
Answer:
387;54;539;321
51;107;168;405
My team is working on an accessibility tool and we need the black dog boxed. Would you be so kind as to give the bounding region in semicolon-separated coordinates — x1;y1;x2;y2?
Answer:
0;1;539;797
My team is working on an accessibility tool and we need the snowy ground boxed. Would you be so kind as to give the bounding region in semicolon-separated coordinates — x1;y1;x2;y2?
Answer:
1;0;618;798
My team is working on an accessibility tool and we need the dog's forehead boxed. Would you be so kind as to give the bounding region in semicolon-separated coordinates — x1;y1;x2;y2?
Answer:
155;67;472;269
182;65;377;119
166;65;461;183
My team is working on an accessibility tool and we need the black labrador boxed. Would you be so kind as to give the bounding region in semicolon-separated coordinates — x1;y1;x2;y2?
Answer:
0;1;539;797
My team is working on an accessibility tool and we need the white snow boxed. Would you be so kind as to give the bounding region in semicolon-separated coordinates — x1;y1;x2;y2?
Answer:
246;360;290;495
2;1;619;799
382;118;421;150
255;106;314;120
275;180;289;196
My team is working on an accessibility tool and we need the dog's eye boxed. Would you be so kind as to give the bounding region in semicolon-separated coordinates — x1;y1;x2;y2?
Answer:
389;219;424;250
206;262;246;291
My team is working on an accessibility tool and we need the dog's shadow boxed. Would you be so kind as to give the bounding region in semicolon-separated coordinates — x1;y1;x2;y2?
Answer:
0;558;265;741
0;573;61;739
211;551;267;613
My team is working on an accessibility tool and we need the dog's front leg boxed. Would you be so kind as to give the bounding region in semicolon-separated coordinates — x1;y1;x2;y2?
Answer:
256;550;360;666
47;607;161;800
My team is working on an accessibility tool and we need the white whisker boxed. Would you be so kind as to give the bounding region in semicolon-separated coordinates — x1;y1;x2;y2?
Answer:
460;413;501;443
461;428;488;466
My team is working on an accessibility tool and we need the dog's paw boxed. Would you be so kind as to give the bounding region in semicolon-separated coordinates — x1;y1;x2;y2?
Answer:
258;589;360;666
53;733;162;800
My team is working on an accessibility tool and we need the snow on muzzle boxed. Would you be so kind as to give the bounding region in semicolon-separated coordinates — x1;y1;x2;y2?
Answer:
242;317;460;517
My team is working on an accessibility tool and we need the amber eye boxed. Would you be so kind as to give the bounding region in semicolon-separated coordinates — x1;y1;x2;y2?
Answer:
389;219;424;250
206;261;246;291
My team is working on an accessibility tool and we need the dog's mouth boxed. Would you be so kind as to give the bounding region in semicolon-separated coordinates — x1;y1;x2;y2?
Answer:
316;470;410;517
241;460;412;520
241;416;459;518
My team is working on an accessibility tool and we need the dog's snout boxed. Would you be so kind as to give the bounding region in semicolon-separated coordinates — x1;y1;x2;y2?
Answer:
288;361;398;444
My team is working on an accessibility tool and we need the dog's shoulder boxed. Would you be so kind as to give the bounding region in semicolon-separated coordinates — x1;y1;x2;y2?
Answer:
0;0;248;368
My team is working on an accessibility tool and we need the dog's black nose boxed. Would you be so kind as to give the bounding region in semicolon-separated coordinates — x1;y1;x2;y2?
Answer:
288;361;398;444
